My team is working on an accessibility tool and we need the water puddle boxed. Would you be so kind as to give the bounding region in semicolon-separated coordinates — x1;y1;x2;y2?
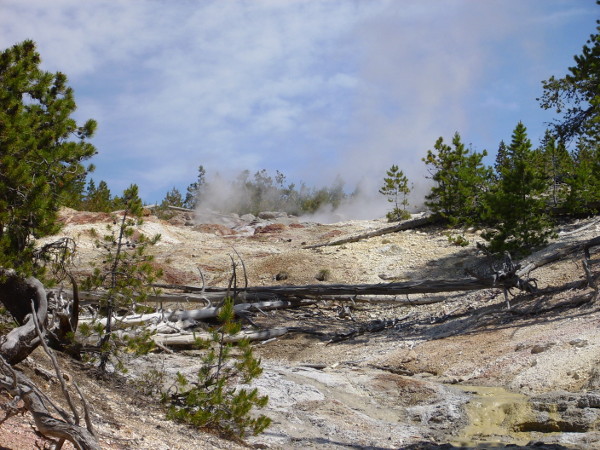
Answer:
451;385;534;448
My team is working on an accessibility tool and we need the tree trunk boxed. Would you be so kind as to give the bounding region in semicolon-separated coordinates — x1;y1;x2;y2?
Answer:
0;269;100;448
152;327;290;348
0;357;100;450
0;269;47;364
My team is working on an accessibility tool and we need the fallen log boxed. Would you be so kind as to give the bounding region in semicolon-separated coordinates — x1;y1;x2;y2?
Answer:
153;326;290;348
68;276;511;310
327;317;406;344
517;235;600;277
166;205;194;212
79;299;317;328
171;299;316;321
241;278;496;296
303;214;438;249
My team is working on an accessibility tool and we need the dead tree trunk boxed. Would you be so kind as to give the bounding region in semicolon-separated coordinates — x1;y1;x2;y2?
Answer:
0;269;100;449
0;269;47;365
0;357;100;450
517;235;600;277
152;327;290;348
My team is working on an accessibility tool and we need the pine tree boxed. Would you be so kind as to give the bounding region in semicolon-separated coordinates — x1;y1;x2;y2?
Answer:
83;179;113;212
423;132;490;226
565;141;600;214
494;140;509;178
156;187;184;219
539;2;600;145
165;298;271;438
183;165;207;209
379;165;411;221
536;131;573;207
81;184;161;372
483;122;554;255
0;40;96;272
160;187;184;208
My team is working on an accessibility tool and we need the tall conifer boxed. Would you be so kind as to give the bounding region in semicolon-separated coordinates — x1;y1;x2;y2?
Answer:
0;40;96;271
423;132;490;226
483;122;554;255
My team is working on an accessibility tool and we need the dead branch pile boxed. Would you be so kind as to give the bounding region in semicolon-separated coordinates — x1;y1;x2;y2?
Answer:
66;235;599;350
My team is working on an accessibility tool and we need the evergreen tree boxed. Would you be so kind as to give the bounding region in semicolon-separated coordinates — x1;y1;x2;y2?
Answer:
0;40;96;272
535;131;573;207
160;187;184;209
81;184;161;372
494;140;509;178
60;164;95;210
165;298;271;438
423;132;490;225
539;2;600;145
483;122;554;255
183;165;207;209
565;141;600;214
156;187;184;219
83;179;113;212
379;165;411;221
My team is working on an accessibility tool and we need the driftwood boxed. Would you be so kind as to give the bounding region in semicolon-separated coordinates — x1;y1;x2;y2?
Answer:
303;214;437;249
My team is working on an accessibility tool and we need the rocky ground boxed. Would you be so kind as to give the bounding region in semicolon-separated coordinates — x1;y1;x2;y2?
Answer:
2;208;600;449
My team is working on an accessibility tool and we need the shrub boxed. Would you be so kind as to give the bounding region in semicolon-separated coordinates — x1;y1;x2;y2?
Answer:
316;268;331;281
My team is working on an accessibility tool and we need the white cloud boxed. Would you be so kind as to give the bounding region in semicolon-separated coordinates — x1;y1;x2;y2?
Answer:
0;0;593;210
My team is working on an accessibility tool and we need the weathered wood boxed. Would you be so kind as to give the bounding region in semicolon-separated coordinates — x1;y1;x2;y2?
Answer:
0;269;47;365
67;277;503;312
327;317;405;344
584;236;600;260
153;327;290;348
79;299;317;329
166;205;194;212
517;235;600;277
303;214;437;249
0;269;100;449
0;358;100;450
242;278;495;296
171;299;315;321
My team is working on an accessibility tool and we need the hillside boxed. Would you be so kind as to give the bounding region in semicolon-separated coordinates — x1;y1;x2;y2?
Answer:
4;209;600;449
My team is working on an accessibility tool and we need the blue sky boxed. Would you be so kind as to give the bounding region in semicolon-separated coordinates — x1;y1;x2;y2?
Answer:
0;0;597;215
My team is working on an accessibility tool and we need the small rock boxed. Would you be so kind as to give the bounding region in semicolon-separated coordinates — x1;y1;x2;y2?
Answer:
275;271;289;281
258;211;287;219
569;338;588;348
401;350;418;363
531;342;556;354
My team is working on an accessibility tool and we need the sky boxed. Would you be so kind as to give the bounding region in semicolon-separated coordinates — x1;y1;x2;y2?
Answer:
0;0;597;217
